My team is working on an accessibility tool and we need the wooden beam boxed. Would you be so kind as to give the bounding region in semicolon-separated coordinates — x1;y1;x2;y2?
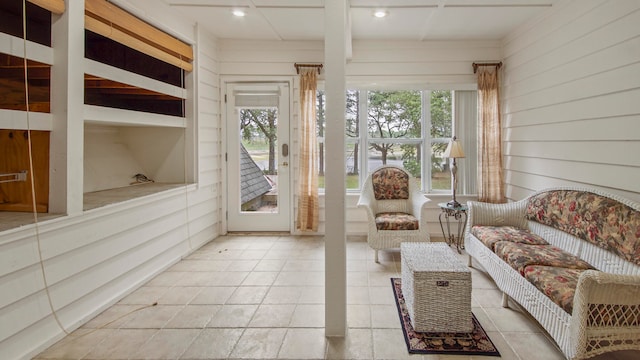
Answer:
27;0;65;15
85;0;193;62
85;15;193;72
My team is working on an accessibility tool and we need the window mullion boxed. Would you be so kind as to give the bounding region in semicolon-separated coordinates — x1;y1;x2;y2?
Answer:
423;90;432;192
358;90;368;189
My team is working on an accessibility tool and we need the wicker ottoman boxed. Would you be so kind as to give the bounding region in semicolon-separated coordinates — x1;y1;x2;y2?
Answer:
401;242;472;332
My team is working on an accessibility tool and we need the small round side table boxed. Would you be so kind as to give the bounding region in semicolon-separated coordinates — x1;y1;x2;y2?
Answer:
438;202;468;253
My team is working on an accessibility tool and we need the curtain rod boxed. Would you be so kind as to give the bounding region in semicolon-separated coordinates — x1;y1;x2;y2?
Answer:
472;62;502;73
294;63;323;74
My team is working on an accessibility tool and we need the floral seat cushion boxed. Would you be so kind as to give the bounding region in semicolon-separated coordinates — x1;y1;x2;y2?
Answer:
523;265;587;314
493;242;594;276
375;212;419;230
471;225;549;251
372;167;410;200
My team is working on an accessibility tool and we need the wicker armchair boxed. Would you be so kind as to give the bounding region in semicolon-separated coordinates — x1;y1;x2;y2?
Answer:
357;166;431;263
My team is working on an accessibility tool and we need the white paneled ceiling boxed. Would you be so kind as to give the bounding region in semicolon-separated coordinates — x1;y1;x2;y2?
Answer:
160;0;558;41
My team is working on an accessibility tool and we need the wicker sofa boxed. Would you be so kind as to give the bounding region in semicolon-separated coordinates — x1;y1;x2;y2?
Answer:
464;187;640;360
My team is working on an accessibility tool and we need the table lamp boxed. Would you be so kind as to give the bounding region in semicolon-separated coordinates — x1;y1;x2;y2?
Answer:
443;136;465;207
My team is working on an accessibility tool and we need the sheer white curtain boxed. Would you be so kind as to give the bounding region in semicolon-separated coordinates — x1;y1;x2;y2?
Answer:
297;68;319;231
477;66;505;203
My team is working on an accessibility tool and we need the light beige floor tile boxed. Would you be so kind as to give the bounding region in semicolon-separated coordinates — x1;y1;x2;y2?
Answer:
483;307;544;333
470;307;497;332
145;271;187;286
239;249;269;259
83;329;157;359
120;305;183;329
369;286;395;305
369;272;396;287
347;271;369;286
158;286;202;305
472;288;506;308
176;272;221;286
326;328;373;360
81;305;144;329
33;235;573;360
371;328;416;360
370;304;401;329
348;286;370;304
179;328;243;359
130;328;200;359
274;271;324;286
278;328;327;359
249;304;296;327
347;260;368;272
169;259;231;272
470;268;498;289
226;286;269;304
241;271;279;286
290;304;325;327
282;259;325;272
470;331;519;360
227;259;259;271
254;259;287;271
206;248;245;260
230;328;287;359
206;304;258;327
299;286;325;304
367;259;399;273
164;305;221;329
189;286;235;304
502;331;565;360
264;249;302;259
35;329;113;359
119;286;170;305
246;239;276;250
347;305;371;328
204;271;249;286
263;286;303;304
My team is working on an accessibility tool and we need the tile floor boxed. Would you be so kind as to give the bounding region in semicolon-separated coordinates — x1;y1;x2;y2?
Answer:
35;235;638;360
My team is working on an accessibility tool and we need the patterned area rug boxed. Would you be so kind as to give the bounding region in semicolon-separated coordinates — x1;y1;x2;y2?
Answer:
391;278;501;356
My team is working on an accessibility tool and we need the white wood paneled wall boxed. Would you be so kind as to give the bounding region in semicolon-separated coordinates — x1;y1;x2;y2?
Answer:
501;0;640;202
0;21;222;360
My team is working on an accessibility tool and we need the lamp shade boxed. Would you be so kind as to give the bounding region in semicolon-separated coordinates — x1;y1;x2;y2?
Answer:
443;137;465;158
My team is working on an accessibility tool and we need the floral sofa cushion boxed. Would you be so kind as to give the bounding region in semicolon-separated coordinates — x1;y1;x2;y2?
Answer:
375;212;419;230
523;265;587;314
525;189;640;266
372;167;410;200
493;242;594;276
471;225;549;251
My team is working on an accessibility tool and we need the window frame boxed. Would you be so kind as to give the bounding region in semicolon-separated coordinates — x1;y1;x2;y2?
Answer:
316;83;476;195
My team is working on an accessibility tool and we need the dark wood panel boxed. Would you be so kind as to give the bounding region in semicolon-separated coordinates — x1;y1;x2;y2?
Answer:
0;129;50;213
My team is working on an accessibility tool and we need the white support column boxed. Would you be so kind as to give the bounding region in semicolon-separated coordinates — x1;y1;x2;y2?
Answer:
50;1;85;214
324;0;347;337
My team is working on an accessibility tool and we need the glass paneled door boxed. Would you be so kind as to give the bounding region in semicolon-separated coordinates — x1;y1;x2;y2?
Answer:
226;83;291;232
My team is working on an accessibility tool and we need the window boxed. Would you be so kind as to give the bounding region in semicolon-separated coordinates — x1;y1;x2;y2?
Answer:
317;88;477;194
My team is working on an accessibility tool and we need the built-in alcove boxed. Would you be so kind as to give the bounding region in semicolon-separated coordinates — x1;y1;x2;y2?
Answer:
85;30;184;88
0;53;50;112
83;124;188;211
84;74;184;116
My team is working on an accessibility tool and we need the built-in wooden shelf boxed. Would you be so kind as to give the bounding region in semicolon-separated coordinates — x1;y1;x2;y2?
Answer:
83;183;186;211
83;105;187;128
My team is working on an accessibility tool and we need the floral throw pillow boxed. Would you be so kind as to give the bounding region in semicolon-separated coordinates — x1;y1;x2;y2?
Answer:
372;167;410;200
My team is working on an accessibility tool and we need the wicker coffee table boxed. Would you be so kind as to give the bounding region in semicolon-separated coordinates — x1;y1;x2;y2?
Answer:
401;242;472;332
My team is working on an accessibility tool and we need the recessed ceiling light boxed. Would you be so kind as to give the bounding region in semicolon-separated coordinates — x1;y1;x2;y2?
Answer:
232;9;246;17
373;10;387;18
